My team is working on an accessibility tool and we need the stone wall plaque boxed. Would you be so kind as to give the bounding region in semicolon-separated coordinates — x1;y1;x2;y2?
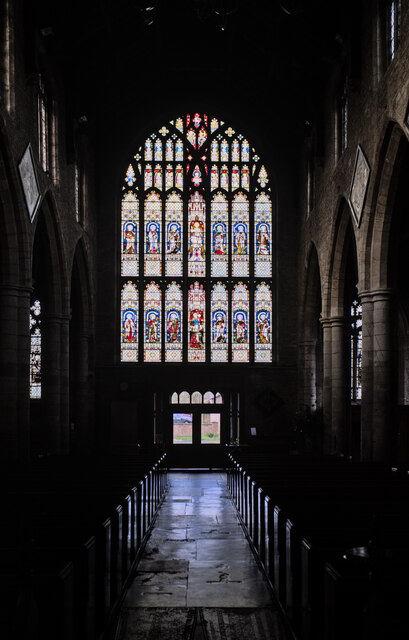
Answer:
18;143;41;222
349;144;370;227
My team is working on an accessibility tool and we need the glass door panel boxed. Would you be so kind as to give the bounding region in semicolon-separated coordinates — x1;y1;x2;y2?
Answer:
173;412;193;444
201;413;221;444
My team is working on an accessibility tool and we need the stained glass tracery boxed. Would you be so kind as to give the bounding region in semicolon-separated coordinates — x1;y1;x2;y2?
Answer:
120;113;273;364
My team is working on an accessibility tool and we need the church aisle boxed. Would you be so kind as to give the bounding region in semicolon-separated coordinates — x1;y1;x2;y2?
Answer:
113;471;292;640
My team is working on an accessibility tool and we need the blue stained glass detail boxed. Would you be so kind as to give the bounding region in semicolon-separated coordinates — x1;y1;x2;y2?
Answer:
145;220;160;254
212;221;227;255
123;221;137;254
166;308;182;342
212;310;227;343
166;221;182;254
233;222;248;255
233;309;248;343
255;309;270;343
145;308;160;342
255;222;270;255
122;308;138;343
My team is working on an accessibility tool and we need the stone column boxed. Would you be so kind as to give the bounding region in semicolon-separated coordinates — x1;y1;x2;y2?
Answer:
299;339;318;411
367;289;394;461
359;290;374;461
0;285;31;460
42;312;70;454
320;316;348;456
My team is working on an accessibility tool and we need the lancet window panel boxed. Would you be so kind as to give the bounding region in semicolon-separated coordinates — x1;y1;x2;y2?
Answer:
188;281;206;362
232;283;249;362
144;282;162;362
211;194;228;277
144;192;162;276
254;193;272;278
232;193;249;278
165;192;183;276
188;192;206;277
121;282;138;362
165;282;183;362
211;283;228;363
121;192;139;276
254;283;272;362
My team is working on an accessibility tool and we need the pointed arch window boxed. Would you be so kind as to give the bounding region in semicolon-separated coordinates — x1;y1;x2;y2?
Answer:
30;299;42;399
350;299;362;401
119;113;274;364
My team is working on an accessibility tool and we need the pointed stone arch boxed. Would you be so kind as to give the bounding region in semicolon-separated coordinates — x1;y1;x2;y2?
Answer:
69;238;95;452
30;192;70;455
299;242;323;414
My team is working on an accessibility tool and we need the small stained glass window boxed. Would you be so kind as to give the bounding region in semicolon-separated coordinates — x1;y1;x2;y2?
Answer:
350;300;362;401
30;299;42;399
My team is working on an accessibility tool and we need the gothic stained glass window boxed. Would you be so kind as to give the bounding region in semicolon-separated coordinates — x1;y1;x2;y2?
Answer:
254;193;272;277
144;282;161;362
255;283;272;362
211;282;228;362
232;193;249;277
121;192;138;276
121;282;138;362
165;282;182;362
119;112;274;364
232;283;249;362
165;192;183;276
188;281;205;362
350;299;362;401
30;299;42;398
211;193;228;277
188;192;206;277
144;192;162;276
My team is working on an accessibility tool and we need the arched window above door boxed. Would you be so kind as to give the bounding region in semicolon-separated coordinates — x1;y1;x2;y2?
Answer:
120;113;274;364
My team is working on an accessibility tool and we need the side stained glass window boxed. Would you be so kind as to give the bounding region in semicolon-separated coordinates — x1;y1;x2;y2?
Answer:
232;283;249;362
255;283;272;362
121;282;138;362
120;113;274;364
144;282;161;362
211;283;228;362
351;299;362;401
30;299;42;399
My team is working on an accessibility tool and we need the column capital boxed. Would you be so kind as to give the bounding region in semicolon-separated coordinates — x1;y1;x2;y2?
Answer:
0;284;33;295
358;287;394;303
319;315;346;328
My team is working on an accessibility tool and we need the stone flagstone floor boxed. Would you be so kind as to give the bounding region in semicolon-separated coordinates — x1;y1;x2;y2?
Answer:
113;471;292;640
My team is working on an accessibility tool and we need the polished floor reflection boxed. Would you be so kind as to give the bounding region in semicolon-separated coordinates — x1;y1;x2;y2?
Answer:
115;472;291;640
